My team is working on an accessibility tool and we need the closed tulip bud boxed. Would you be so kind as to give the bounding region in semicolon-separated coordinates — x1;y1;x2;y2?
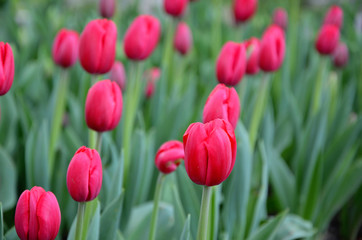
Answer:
67;146;102;202
233;0;258;23
52;29;79;68
124;15;161;61
332;42;348;68
183;119;237;186
79;19;117;74
203;84;240;129
15;186;61;240
272;8;288;30
85;79;123;132
259;25;285;72
174;22;192;55
324;5;343;29
315;24;340;55
0;42;15;96
245;37;260;75
145;68;161;98
155;140;184;174
109;61;126;91
164;0;188;17
216;41;246;86
99;0;115;18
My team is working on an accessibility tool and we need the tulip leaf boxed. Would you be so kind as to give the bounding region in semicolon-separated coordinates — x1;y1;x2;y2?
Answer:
0;148;17;211
0;202;3;240
100;191;124;240
274;214;315;240
179;214;191;240
4;227;18;240
0;94;18;152
86;202;100;240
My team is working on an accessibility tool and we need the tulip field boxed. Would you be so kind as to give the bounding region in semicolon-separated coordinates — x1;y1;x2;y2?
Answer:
1;0;362;239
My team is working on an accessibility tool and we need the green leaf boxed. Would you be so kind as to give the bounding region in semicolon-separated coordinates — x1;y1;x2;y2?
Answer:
4;227;18;240
0;202;3;240
100;191;124;240
274;214;315;240
180;215;191;240
0;148;17;211
87;203;100;240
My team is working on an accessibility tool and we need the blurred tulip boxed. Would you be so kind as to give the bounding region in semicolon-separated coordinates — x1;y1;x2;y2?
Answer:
85;79;123;132
245;37;260;75
124;15;161;61
15;186;61;240
324;5;343;29
109;61;126;91
183;119;237;186
79;19;117;74
259;25;285;72
0;42;14;96
315;24;340;55
164;0;188;17
99;0;115;18
216;41;246;86
155;140;184;174
233;0;258;23
145;68;161;98
174;22;192;55
332;42;348;68
67;146;102;202
52;29;79;68
272;8;288;30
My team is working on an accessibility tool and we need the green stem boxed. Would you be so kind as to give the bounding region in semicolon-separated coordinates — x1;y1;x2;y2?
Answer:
148;173;165;240
75;202;86;240
95;132;103;153
211;0;222;59
238;78;248;112
197;186;212;240
311;58;327;115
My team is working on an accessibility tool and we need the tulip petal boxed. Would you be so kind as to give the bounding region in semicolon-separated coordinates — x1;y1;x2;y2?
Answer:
37;192;61;240
15;190;30;240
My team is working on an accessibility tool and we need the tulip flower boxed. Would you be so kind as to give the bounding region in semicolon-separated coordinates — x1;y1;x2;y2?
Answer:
332;42;348;68
52;29;79;68
233;0;258;23
155;140;184;174
272;8;288;30
315;24;340;55
324;5;343;29
85;79;123;132
145;68;161;98
203;84;240;129
79;19;117;74
259;25;285;72
245;37;260;75
124;15;161;61
174;22;193;55
15;186;61;240
164;0;188;17
0;42;14;96
99;0;115;18
216;41;246;86
109;61;126;91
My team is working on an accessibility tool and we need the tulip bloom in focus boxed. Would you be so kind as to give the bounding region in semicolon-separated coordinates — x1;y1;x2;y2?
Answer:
324;5;343;29
109;61;126;91
0;42;15;96
233;0;258;23
332;42;348;68
15;186;61;240
245;37;260;75
79;19;117;74
99;0;115;18
272;8;288;30
174;22;193;55
315;24;340;55
155;140;184;174
216;41;246;86
52;29;79;68
183;119;237;186
145;68;161;98
164;0;188;17
203;84;240;129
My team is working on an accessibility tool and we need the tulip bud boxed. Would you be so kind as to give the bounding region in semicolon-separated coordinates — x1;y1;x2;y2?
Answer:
145;68;161;98
0;42;15;96
155;140;184;174
259;25;285;72
245;37;260;75
324;5;343;29
109;61;126;91
315;24;340;55
15;186;61;240
183;119;237;186
124;15;161;61
233;0;258;23
85;79;123;132
164;0;188;17
66;146;102;202
272;8;288;30
174;22;193;55
79;19;117;74
52;29;79;68
216;41;246;86
203;84;240;129
99;0;115;18
332;42;348;68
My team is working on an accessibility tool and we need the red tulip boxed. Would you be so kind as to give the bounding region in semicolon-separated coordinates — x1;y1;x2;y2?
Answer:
164;0;188;17
324;5;343;29
203;84;240;129
245;37;260;75
183;119;237;186
233;0;258;23
315;24;340;55
272;8;288;30
124;15;161;61
66;146;102;202
216;41;246;86
15;186;61;240
52;29;79;68
145;68;161;98
99;0;115;18
85;79;123;132
79;19;117;74
109;61;126;91
155;140;184;174
174;22;192;55
332;42;348;68
259;25;285;72
0;42;14;96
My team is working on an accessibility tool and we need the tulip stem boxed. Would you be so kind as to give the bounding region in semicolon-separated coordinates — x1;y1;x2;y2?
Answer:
311;58;327;115
197;186;212;240
212;0;222;59
75;202;86;240
95;132;103;153
148;173;165;240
